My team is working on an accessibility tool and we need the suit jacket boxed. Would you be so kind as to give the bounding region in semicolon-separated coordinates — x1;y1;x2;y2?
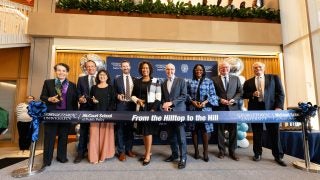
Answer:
77;75;93;110
161;77;187;111
40;79;78;112
113;75;136;111
243;74;285;110
212;75;243;111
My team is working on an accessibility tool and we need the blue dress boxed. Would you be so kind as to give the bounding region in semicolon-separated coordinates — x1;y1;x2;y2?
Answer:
187;78;219;133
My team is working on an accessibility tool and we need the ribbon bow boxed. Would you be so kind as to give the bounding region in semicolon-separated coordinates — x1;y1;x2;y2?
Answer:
28;101;47;142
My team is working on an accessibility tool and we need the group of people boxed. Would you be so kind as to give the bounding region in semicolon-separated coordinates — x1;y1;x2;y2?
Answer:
39;59;287;169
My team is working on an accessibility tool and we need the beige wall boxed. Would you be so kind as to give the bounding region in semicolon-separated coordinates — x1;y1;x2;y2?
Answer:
280;0;319;129
29;0;282;45
28;13;282;45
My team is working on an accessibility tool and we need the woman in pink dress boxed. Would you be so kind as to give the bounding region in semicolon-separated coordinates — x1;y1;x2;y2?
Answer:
88;69;116;164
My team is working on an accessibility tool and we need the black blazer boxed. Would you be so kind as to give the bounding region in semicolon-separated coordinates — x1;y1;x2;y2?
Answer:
77;75;94;110
40;79;78;112
212;75;243;111
243;74;285;110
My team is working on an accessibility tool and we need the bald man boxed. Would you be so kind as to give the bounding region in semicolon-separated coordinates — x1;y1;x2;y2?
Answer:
161;63;188;169
243;62;286;166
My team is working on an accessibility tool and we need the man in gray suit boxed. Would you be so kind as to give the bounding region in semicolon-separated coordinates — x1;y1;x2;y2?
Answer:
162;63;188;169
212;61;242;161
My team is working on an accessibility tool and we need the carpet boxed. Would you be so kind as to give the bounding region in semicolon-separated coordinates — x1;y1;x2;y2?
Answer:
0;157;28;169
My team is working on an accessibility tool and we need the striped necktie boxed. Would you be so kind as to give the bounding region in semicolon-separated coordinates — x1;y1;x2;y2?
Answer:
125;75;131;100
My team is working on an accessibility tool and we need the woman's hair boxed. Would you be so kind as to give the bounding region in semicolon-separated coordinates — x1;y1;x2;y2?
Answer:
54;63;70;72
95;69;111;85
192;64;206;80
138;61;153;76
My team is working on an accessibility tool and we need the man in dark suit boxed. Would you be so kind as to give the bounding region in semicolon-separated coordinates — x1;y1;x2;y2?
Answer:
243;61;286;166
74;60;97;163
212;61;242;161
114;60;136;161
40;63;78;167
162;63;188;169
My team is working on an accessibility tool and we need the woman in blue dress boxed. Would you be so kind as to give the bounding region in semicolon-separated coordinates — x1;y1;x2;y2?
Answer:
187;64;218;162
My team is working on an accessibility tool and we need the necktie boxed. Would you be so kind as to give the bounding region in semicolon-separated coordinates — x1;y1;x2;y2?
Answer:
125;75;131;100
90;76;95;88
257;77;263;102
224;76;228;90
89;76;95;94
167;78;172;94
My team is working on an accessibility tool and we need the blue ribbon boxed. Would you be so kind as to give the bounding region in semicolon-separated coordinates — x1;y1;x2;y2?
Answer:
298;102;318;120
28;101;47;142
42;110;302;123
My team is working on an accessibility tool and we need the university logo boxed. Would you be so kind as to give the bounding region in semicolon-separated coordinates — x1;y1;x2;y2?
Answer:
181;64;188;73
160;130;168;141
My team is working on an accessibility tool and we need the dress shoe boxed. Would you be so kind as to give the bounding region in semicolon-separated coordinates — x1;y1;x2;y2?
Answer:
178;159;186;169
164;155;178;162
218;152;225;159
73;154;83;164
252;155;261;161
275;158;287;167
42;162;51;168
229;153;240;161
126;151;136;158
118;153;126;161
56;158;68;163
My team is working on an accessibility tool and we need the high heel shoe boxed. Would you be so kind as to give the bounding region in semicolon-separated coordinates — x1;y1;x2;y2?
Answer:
139;153;152;161
142;155;152;166
203;152;209;162
194;150;200;160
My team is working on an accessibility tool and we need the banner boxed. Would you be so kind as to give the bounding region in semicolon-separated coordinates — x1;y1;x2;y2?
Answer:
106;57;218;81
42;110;302;123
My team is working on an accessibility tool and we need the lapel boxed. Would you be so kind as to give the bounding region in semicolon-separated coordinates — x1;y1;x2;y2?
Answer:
251;76;257;91
66;81;71;98
170;78;178;96
163;79;169;97
84;75;90;93
119;75;125;93
227;76;234;92
219;75;228;92
217;76;224;92
264;74;270;93
49;79;56;95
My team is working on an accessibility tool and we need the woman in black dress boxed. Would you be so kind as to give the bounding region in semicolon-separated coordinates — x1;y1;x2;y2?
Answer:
131;61;161;166
88;69;116;164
